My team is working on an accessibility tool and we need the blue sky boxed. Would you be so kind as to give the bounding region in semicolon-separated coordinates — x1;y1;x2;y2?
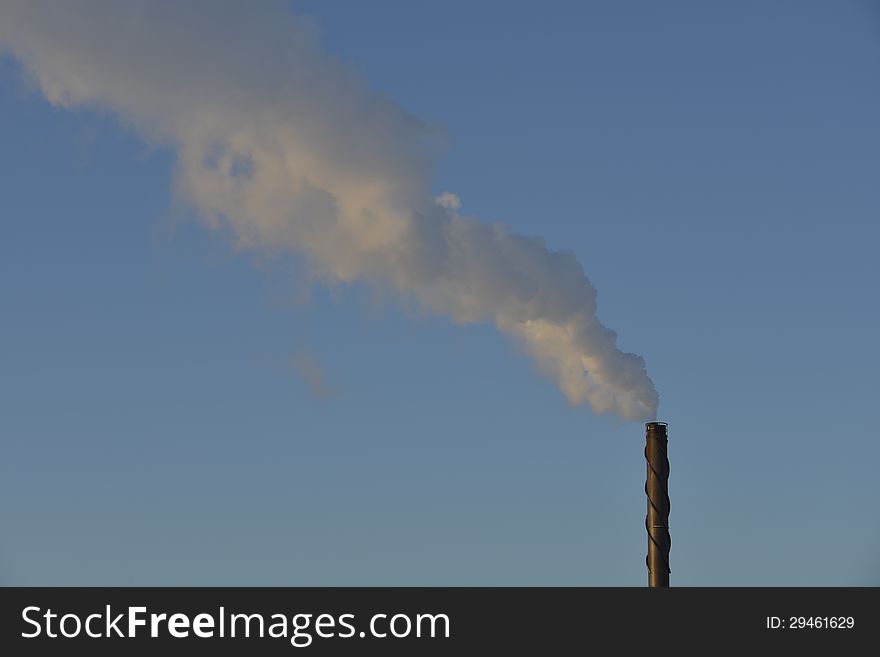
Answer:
1;0;879;585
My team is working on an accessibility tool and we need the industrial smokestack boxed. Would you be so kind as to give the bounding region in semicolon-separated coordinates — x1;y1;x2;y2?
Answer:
645;421;670;587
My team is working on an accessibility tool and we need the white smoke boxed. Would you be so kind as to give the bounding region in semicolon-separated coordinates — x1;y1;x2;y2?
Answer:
0;0;658;420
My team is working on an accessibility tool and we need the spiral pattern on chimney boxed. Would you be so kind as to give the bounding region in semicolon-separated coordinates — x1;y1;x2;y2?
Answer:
645;422;670;587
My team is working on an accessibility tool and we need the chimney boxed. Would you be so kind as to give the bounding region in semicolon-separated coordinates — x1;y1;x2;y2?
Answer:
645;421;670;587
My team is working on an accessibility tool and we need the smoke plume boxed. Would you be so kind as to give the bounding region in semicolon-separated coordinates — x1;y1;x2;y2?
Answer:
0;0;658;420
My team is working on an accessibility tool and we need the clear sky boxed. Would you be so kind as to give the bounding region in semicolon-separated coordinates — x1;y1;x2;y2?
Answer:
1;0;878;585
